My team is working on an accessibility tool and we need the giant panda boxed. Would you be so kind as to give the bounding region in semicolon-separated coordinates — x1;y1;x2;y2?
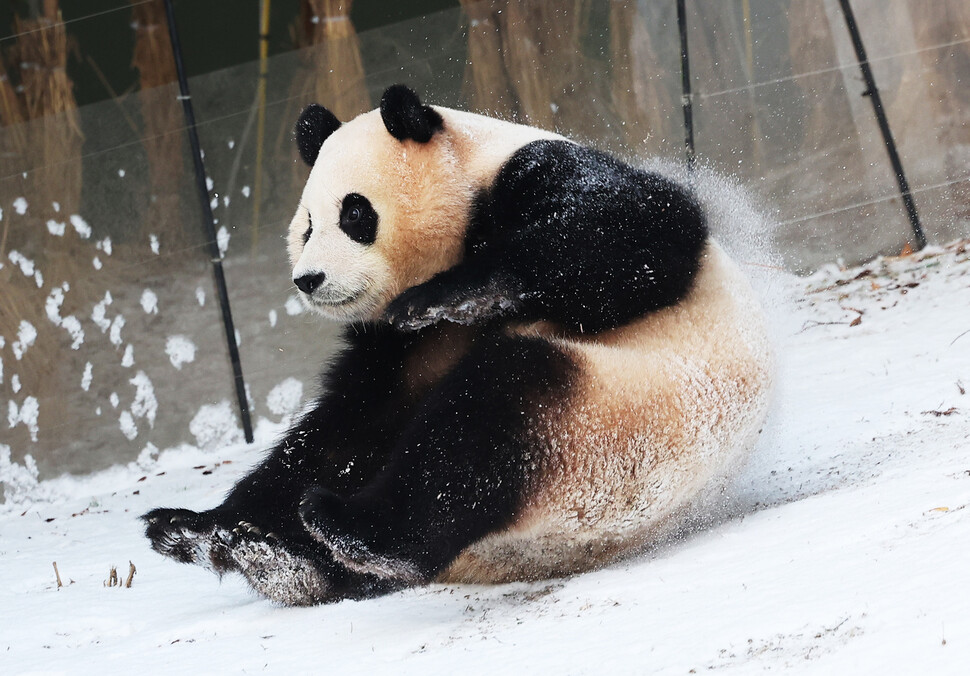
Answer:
144;84;772;606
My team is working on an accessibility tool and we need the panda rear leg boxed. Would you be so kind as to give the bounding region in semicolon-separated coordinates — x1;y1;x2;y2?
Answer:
299;333;577;583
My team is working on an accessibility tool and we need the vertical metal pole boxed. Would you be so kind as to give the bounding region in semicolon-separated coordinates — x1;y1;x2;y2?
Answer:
676;0;696;173
162;0;255;444
837;0;927;249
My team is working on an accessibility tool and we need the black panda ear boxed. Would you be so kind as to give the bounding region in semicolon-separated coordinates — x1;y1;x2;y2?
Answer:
295;104;342;166
380;84;443;143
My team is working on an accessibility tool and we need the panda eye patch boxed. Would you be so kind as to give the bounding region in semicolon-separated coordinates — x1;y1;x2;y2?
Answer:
340;193;377;245
303;214;313;245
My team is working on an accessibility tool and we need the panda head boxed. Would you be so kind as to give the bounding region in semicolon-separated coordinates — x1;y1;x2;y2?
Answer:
288;85;471;322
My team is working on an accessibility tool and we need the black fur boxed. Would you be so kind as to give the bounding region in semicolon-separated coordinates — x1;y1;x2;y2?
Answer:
296;104;342;166
144;324;574;600
384;140;707;334
379;84;444;143
339;193;379;244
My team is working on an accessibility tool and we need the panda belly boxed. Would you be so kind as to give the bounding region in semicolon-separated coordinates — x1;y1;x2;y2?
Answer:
439;242;772;583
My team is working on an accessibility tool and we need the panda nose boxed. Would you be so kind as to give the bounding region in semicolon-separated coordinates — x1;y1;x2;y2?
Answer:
294;272;326;295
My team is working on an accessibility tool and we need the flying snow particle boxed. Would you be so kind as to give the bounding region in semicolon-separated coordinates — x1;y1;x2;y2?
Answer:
165;335;197;370
81;362;93;392
285;295;304;316
195;287;206;307
268;309;278;327
223;195;230;207
13;197;27;215
46;220;65;236
149;234;160;255
121;344;134;368
210;196;219;211
69;214;91;239
241;186;251;198
216;226;230;257
267;378;303;418
93;257;102;270
52;201;60;213
228;139;235;149
140;289;158;314
206;176;214;191
11;374;20;394
118;169;126;177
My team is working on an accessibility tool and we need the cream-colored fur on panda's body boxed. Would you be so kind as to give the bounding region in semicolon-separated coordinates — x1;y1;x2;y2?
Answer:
441;241;772;583
292;104;772;583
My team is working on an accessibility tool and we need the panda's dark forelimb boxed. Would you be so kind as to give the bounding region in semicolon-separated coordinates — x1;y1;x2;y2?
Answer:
298;332;577;583
388;139;708;334
383;265;521;332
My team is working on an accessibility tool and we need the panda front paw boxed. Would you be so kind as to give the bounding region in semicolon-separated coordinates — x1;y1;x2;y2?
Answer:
142;507;221;567
384;272;520;332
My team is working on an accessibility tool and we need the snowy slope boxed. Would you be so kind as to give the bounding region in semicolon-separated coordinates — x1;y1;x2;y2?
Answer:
1;240;968;674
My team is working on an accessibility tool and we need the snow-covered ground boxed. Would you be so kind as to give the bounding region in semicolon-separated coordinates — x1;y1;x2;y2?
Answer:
1;240;968;674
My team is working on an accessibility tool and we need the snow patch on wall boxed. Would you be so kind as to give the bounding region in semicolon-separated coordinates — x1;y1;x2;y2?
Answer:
149;234;160;255
140;289;158;314
13;197;27;215
0;446;41;505
121;344;134;368
195;287;206;307
109;315;125;347
46;220;65;236
165;335;197;370
129;371;157;428
268;309;278;327
9;250;35;277
119;410;137;440
190;400;242;451
81;362;93;391
92;292;113;332
70;214;91;239
266;378;303;419
12;320;36;360
7;396;39;442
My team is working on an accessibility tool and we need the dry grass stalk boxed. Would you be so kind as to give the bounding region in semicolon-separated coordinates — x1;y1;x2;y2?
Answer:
298;0;370;122
11;6;83;219
125;561;136;588
609;0;673;156
106;566;118;587
459;0;517;119
496;0;616;142
53;561;63;588
282;1;370;189
131;0;186;245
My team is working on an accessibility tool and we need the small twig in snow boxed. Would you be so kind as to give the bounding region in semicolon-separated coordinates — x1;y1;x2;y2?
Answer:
125;561;136;588
52;562;63;589
950;329;970;347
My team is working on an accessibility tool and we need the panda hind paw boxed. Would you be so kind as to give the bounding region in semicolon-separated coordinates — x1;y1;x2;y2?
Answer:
299;488;427;584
